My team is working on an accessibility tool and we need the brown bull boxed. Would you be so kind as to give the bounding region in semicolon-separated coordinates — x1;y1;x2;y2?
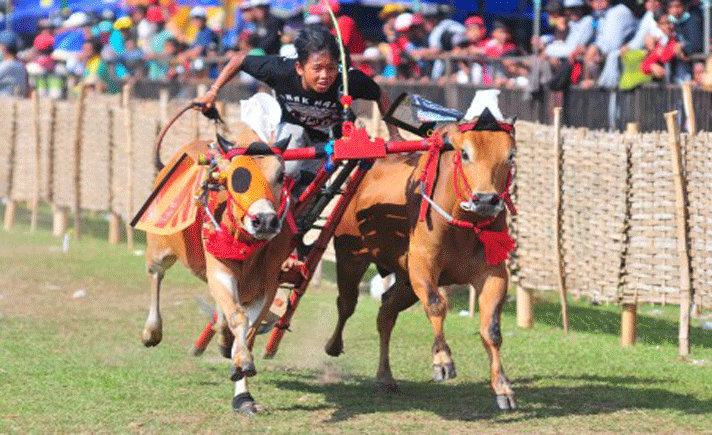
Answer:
325;115;518;410
137;128;293;415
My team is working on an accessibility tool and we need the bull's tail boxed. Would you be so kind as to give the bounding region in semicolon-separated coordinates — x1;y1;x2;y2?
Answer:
154;102;225;171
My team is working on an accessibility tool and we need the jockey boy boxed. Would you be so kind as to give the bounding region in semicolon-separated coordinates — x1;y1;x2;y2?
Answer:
195;24;402;189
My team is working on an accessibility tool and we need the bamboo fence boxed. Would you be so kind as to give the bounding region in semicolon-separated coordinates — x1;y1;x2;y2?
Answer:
1;95;710;315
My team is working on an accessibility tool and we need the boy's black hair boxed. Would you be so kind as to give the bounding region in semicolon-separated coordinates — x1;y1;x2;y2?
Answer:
653;8;667;22
294;24;340;65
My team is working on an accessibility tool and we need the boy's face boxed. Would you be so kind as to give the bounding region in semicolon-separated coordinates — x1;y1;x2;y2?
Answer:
668;0;684;19
164;41;177;55
658;14;674;37
295;50;339;93
492;27;509;44
589;0;609;12
465;24;484;43
645;0;661;12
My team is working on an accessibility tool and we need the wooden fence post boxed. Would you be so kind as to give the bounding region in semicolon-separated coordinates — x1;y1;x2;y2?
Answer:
30;91;41;232
3;101;17;232
516;286;533;328
73;86;87;240
621;122;638;347
681;83;696;138
123;84;135;251
664;111;692;357
52;206;68;236
553;107;569;333
195;84;207;140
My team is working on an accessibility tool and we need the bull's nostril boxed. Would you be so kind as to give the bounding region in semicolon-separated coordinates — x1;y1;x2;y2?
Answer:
270;216;279;230
490;196;500;205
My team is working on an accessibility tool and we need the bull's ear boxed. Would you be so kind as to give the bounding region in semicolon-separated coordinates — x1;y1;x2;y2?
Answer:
273;135;291;152
472;108;503;132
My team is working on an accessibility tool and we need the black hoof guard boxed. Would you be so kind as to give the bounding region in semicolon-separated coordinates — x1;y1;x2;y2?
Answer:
494;394;517;411
233;393;256;416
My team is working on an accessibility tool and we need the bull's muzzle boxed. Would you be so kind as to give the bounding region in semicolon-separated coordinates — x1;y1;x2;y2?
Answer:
461;193;503;217
251;212;281;235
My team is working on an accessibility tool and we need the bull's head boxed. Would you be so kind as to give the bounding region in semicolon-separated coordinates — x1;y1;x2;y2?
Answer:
205;138;290;242
222;153;286;240
443;109;515;218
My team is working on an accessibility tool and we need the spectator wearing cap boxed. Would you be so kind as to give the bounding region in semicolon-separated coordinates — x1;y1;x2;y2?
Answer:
379;3;407;43
107;16;137;79
53;11;92;59
411;4;465;80
580;0;636;88
133;5;157;51
0;32;28;97
310;0;366;55
450;16;487;84
145;7;176;80
248;0;284;55
183;6;219;60
531;0;567;54
223;1;255;52
667;0;703;82
383;12;424;81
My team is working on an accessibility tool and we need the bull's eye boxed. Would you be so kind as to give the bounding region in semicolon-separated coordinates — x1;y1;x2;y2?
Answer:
231;167;252;193
461;149;470;161
276;170;285;185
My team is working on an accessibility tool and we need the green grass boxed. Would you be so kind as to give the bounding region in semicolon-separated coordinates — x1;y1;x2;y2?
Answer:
1;205;711;434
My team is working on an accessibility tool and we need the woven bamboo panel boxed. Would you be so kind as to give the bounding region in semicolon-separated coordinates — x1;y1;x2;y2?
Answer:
51;101;77;209
513;121;558;292
132;106;159;216
39;99;55;203
0;100;16;198
80;99;111;211
685;132;712;309
560;129;628;303
621;132;681;305
11;99;35;201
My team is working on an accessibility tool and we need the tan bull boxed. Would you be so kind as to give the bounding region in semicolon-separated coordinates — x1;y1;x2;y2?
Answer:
324;113;518;410
136;127;293;414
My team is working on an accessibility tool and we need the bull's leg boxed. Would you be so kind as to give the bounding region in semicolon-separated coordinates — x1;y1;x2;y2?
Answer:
206;263;259;383
376;278;419;391
141;246;177;347
232;376;262;415
324;239;370;357
215;310;234;359
407;256;455;382
475;266;516;410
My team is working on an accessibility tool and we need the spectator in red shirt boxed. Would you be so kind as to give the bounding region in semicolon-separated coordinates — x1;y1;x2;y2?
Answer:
309;0;366;55
640;10;683;80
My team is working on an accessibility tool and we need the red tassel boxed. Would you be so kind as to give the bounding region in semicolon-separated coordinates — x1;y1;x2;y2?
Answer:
478;229;516;265
205;225;268;261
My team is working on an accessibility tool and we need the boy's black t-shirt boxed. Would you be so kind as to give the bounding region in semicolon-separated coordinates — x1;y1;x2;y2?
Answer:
241;55;381;142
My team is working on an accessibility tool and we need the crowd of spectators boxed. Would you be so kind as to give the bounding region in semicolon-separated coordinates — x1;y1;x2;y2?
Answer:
0;0;709;99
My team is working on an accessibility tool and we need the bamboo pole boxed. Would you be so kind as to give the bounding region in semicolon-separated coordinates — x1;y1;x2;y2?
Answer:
52;206;68;236
371;101;381;138
159;88;169;127
30;91;41;232
553;107;569;333
123;84;135;251
468;285;476;318
516;286;533;328
681;82;696;138
664;111;692;357
621;122;638;347
195;84;207;140
621;303;637;347
73;86;87;240
3;101;17;232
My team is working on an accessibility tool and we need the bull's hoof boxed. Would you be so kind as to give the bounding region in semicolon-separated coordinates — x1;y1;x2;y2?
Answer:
141;329;162;347
494;394;517;411
432;362;457;382
324;337;343;357
232;392;257;416
229;363;257;382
